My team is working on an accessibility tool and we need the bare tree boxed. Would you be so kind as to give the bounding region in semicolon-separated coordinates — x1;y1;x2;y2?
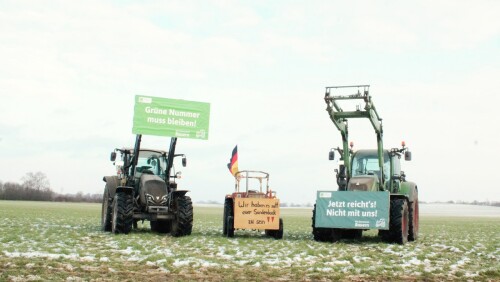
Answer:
21;172;53;201
22;172;50;192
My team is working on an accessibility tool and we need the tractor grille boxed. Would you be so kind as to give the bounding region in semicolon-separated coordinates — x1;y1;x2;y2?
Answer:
140;175;167;206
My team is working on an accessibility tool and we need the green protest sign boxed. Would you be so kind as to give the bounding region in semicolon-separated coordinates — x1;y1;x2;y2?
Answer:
132;95;210;140
315;191;390;229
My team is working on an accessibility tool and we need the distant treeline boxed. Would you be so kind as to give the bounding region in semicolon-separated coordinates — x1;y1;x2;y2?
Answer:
0;172;101;203
420;200;500;207
1;172;499;206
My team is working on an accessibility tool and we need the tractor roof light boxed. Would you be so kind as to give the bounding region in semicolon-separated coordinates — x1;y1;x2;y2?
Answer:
401;141;406;148
350;141;354;149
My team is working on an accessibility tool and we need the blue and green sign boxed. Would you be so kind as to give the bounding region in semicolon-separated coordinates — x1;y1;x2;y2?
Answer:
132;95;210;140
315;191;390;229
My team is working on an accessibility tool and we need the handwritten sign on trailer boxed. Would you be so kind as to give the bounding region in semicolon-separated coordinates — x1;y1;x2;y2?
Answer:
132;95;210;140
234;198;280;230
315;191;390;230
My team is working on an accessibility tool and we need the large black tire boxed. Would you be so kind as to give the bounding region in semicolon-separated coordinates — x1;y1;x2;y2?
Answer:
226;215;234;237
312;204;329;241
408;194;419;241
383;199;409;244
111;191;134;234
101;187;112;232
223;199;233;235
312;204;342;242
171;196;193;237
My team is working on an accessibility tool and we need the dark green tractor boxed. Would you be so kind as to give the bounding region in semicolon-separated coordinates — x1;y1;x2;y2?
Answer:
312;85;419;244
101;135;193;236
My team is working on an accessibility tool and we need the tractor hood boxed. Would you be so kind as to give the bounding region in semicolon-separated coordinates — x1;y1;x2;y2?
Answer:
347;175;379;192
139;174;168;206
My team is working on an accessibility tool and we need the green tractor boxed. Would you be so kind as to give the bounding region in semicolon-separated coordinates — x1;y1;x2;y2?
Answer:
312;85;419;244
101;135;193;236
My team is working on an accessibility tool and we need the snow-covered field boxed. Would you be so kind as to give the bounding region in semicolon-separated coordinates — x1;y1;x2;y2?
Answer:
0;201;498;281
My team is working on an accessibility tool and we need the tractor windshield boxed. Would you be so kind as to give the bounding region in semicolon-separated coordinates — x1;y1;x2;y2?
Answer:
352;151;390;182
136;150;167;176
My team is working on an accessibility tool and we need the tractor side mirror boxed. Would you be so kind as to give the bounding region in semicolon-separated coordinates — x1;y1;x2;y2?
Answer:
329;149;335;160
405;150;412;161
110;152;116;162
182;156;187;167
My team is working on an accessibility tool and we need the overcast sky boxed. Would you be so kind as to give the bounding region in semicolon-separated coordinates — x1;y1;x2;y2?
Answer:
1;1;499;204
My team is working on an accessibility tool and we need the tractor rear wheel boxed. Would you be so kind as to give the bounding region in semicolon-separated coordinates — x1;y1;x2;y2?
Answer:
383;199;409;244
111;191;134;234
101;187;112;232
171;196;193;237
226;215;234;237
409;194;419;241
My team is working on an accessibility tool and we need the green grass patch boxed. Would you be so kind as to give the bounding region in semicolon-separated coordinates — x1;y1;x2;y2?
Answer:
0;200;498;281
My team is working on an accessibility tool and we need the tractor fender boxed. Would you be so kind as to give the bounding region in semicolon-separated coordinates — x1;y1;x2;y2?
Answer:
399;181;418;203
170;190;189;199
102;176;119;199
167;190;190;208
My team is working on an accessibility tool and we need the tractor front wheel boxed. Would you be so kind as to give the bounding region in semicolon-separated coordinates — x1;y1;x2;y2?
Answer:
383;199;409;244
171;196;193;237
111;191;134;234
312;204;329;242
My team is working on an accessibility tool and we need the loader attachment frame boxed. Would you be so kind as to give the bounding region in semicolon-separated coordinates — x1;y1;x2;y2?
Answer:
324;85;385;190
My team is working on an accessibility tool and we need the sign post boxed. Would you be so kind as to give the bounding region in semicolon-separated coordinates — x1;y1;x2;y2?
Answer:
132;95;210;140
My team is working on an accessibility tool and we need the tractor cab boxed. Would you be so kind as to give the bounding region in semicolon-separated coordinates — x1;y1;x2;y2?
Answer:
332;146;409;193
348;150;390;192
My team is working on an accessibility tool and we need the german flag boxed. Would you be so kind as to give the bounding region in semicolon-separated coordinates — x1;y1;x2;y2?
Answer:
227;145;238;176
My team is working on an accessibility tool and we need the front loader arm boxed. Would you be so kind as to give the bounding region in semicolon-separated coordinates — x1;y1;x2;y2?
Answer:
324;85;386;190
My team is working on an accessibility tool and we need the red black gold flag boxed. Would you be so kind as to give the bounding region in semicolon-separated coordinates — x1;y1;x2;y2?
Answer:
227;145;238;176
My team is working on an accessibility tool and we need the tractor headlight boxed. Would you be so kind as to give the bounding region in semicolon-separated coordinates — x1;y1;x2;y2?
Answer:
146;194;155;205
160;195;168;205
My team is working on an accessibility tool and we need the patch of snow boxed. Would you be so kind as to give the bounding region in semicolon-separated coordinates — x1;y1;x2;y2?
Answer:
173;259;190;267
325;260;350;266
402;257;421;267
80;256;94;262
